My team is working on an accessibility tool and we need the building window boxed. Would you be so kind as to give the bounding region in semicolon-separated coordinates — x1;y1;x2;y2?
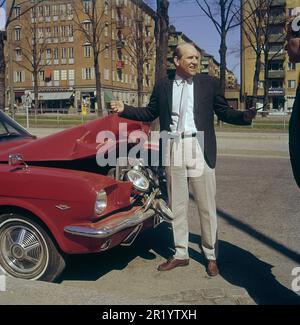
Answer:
83;21;92;33
15;27;21;41
61;26;67;37
38;6;43;17
44;5;51;17
104;68;110;80
83;0;92;14
61;70;67;80
61;48;66;59
68;70;75;80
39;70;45;81
14;6;21;19
104;1;109;15
288;62;296;71
54;48;59;59
54;70;60;81
68;25;74;37
46;49;52;59
53;26;59;37
82;67;94;80
83;45;91;57
45;27;51;38
52;5;58;16
288;80;296;89
67;3;73;15
60;4;66;15
14;71;25;83
15;48;22;60
69;48;74;59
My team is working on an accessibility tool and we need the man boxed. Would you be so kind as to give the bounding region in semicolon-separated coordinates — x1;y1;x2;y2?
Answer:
285;15;300;188
111;43;256;276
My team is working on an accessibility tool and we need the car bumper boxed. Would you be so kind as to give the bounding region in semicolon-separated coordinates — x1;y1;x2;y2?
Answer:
64;206;157;239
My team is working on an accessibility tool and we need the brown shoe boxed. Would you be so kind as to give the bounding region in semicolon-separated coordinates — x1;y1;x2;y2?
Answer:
157;257;189;271
207;260;219;276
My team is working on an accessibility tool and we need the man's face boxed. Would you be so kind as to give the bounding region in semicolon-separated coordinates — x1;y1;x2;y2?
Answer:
174;45;199;78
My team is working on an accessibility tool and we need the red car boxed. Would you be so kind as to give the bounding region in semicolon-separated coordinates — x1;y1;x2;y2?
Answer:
0;111;171;282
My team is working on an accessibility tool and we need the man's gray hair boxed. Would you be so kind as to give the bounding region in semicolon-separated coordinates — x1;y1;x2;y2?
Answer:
173;42;197;60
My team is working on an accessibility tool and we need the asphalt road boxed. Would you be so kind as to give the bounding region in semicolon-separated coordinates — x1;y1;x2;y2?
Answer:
1;130;299;305
50;155;298;305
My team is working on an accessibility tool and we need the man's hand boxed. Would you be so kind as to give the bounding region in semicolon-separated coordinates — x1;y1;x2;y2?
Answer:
110;100;124;113
243;107;257;122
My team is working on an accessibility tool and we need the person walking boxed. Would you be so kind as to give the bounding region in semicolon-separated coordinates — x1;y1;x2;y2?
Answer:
111;43;256;276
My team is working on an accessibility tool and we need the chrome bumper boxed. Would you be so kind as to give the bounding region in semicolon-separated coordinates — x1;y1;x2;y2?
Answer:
64;207;156;239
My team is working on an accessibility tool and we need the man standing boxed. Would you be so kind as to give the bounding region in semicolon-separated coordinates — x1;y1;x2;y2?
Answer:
111;43;256;276
285;16;300;188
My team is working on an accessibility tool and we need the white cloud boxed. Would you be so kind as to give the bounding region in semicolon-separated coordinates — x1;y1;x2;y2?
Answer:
0;8;6;30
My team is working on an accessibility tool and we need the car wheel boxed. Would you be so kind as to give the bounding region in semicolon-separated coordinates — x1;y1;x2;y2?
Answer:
0;214;66;282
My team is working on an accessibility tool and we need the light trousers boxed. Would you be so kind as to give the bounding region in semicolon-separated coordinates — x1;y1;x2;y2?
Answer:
165;137;218;261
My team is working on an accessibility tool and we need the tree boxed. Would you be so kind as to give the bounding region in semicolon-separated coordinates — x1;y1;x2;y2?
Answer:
0;0;44;111
195;0;241;96
242;0;287;111
73;0;113;116
154;0;169;81
12;5;52;114
123;1;155;107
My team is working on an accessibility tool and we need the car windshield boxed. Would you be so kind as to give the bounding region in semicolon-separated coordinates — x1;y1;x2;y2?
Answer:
0;111;33;140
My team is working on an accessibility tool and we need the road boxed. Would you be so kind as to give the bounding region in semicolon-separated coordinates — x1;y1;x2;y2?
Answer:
1;129;299;305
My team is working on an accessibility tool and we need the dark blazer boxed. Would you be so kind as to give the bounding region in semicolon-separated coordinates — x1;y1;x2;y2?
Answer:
289;85;300;188
120;73;251;168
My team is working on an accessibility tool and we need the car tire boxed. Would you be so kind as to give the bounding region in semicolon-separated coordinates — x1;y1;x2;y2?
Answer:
0;213;66;282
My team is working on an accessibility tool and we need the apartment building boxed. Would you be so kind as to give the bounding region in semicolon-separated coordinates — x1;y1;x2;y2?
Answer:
5;0;156;113
241;0;300;111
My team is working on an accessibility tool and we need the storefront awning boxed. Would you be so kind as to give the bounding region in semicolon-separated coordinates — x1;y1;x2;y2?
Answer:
32;92;73;100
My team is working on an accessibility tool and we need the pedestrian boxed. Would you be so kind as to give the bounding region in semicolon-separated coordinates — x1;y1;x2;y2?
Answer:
111;43;256;276
285;15;300;188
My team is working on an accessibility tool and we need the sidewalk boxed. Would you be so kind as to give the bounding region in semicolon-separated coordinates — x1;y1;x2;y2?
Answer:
0;274;254;305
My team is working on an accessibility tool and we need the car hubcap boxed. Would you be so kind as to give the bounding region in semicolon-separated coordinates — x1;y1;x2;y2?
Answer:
0;220;48;279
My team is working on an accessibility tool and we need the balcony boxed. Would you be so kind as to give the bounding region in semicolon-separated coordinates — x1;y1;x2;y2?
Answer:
268;88;285;96
269;15;285;25
269;34;285;43
270;0;285;7
268;70;285;78
269;52;285;60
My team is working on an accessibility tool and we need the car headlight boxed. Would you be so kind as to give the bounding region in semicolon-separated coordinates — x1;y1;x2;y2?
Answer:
95;190;107;215
125;169;149;192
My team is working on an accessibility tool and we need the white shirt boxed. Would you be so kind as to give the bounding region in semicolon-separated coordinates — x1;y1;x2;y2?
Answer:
170;74;197;134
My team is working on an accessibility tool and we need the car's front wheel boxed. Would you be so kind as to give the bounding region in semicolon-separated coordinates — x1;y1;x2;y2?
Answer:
0;214;65;282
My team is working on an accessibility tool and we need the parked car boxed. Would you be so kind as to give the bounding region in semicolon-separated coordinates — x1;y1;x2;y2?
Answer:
0;111;171;282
